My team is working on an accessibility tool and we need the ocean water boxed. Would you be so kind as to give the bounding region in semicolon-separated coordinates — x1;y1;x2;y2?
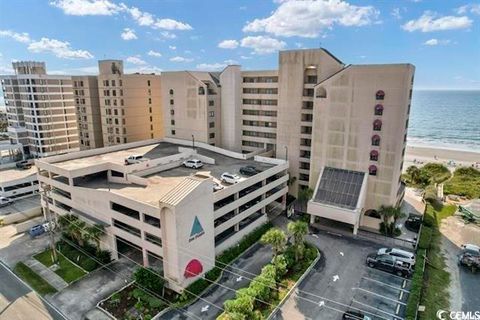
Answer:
408;90;480;151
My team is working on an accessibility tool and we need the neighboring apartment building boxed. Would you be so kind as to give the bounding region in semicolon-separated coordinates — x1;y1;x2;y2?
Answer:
161;48;414;234
74;60;164;149
35;138;288;292
1;61;79;157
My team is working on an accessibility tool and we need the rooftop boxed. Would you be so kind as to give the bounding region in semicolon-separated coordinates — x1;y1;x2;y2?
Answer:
313;167;365;210
0;166;37;184
0;194;41;216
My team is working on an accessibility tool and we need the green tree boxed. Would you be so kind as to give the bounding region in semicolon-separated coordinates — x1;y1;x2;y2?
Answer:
133;267;164;294
287;220;308;262
272;254;287;280
85;224;105;253
406;165;421;184
260;228;287;258
378;206;404;236
224;295;254;319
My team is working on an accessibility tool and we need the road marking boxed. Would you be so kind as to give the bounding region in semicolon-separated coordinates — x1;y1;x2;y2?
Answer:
362;277;410;293
201;305;209;313
318;300;325;307
352;298;405;320
333;275;339;282
327;231;343;237
399;291;404;301
402;279;407;288
236;276;243;282
339;252;344;256
311;234;319;238
353;287;406;306
396;303;401;315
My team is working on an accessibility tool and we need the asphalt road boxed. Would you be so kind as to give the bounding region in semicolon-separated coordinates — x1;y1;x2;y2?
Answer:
159;243;273;320
0;262;67;320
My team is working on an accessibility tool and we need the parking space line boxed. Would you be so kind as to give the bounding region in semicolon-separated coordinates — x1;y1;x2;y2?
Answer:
396;304;401;315
362;277;410;293
402;279;407;289
352;298;405;320
353;287;406;306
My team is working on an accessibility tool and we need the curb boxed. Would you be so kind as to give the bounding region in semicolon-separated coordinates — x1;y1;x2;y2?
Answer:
267;245;321;320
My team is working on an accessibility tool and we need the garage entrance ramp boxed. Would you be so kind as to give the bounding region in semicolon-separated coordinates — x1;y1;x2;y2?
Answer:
307;167;368;234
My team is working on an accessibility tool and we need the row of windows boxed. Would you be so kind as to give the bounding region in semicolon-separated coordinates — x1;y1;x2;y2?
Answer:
243;76;278;83
242;88;278;94
242;140;264;148
242;130;277;139
242;120;276;128
242;110;277;117
102;79;123;87
242;99;277;106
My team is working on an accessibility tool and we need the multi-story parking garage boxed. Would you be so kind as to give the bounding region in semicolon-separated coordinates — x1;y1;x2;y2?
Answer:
35;138;288;292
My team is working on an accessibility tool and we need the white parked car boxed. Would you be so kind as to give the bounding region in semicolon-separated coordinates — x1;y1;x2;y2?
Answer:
0;197;13;207
221;173;240;184
183;159;203;169
461;244;480;256
124;155;147;165
42;221;56;232
213;182;224;191
377;247;416;266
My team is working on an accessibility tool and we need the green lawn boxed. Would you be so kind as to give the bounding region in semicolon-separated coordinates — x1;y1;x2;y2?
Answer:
34;249;87;283
417;204;456;320
14;262;57;296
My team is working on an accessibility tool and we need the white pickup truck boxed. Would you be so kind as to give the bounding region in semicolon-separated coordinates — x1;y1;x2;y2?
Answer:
124;155;148;165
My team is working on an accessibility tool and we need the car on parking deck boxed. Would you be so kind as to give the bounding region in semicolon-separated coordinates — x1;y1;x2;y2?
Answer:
377;247;416;266
0;197;13;207
124;155;147;165
366;253;412;277
183;159;203;169
16;160;32;169
213;182;224;192
239;165;259;176
221;172;241;184
343;310;372;320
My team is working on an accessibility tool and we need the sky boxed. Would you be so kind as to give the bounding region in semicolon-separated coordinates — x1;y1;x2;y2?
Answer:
0;0;479;90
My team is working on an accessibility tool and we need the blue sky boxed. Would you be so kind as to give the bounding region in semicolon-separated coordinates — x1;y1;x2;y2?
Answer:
0;0;479;89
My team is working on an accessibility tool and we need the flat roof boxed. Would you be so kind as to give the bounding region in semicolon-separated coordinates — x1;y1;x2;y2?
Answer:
0;166;37;184
56;141;276;206
0;194;41;216
313;167;365;210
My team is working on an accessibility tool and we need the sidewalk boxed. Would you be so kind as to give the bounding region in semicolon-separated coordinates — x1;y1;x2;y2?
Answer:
23;258;68;291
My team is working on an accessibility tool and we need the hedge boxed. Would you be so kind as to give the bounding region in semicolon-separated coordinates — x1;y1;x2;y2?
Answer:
417;226;432;250
175;222;273;305
405;248;427;320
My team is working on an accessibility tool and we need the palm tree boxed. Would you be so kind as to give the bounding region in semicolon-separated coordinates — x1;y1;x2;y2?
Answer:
378;205;396;226
296;187;313;213
287;221;308;262
260;228;287;258
68;218;86;245
86;224;105;253
378;205;405;236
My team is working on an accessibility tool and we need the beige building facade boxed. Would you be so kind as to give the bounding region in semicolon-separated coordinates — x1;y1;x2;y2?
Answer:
1;61;79;157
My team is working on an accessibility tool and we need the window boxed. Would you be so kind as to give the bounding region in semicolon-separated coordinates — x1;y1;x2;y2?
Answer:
145;233;162;247
169;89;174;95
371;135;380;146
148;98;152;104
150;124;153;130
209;122;215;128
170;99;174;105
150;116;153;122
369;165;377;176
209;111;214;117
370;150;379;161
373;119;382;131
170;110;174;115
147;80;151;86
209;100;214;106
111;80;115;86
119;80;122;86
144;214;160;228
376;90;385;100
171;119;175;125
113;219;140;237
198;87;205;95
149;107;152;113
209;133;215;139
171;130;175;135
374;104;384;116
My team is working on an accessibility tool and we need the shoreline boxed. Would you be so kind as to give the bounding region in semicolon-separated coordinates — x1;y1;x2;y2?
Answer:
404;144;480;171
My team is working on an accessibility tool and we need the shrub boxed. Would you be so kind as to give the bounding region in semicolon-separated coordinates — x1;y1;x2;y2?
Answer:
133;267;164;294
405;249;426;320
444;167;480;199
418;226;432;250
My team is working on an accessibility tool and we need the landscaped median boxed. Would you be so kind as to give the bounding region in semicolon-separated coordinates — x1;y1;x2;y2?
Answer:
217;221;318;320
34;249;87;283
14;262;57;296
405;203;456;320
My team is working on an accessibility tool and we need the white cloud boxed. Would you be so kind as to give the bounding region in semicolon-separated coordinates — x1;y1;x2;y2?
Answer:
126;55;146;65
121;28;137;40
170;56;193;63
243;0;379;38
51;1;193;31
455;3;480;15
391;8;402;20
240;36;286;54
28;38;93;59
218;39;239;49
169;45;176;50
196;63;227;70
147;50;162;57
161;31;176;39
240;55;252;60
0;30;31;43
125;65;162;74
224;59;238;65
49;0;121;15
423;38;451;46
402;12;472;32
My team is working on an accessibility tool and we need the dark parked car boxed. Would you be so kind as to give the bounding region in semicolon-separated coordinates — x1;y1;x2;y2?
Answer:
405;213;422;232
16;160;32;169
366;253;412;277
29;225;45;238
343;310;371;320
239;165;259;176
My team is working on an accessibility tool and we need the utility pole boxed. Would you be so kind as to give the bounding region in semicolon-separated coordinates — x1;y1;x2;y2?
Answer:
192;134;195;150
42;184;58;264
284;145;288;161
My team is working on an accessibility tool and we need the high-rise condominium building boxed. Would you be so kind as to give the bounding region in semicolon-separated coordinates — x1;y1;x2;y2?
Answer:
161;48;414;234
1;61;79;157
73;60;164;149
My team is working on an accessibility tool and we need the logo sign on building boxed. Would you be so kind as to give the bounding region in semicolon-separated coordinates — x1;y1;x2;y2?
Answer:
189;216;205;242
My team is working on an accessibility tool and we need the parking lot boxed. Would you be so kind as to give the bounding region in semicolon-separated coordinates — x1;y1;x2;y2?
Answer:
274;229;412;320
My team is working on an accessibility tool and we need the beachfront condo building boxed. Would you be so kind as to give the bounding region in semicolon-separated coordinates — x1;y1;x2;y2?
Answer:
73;60;164;150
1;61;79;157
35;138;288;292
161;48;415;234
